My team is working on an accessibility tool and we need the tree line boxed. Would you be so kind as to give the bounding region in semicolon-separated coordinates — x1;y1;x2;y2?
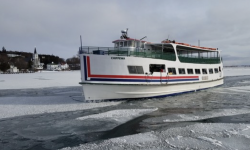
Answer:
0;47;80;72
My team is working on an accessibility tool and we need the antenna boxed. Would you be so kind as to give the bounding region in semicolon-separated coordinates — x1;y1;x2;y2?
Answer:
121;28;129;39
198;40;200;46
140;36;147;40
80;35;83;51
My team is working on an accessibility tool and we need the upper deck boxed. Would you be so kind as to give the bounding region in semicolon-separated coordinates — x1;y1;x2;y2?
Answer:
79;43;221;64
79;29;221;64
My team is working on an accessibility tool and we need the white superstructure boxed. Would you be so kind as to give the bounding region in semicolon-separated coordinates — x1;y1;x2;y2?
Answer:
79;29;223;101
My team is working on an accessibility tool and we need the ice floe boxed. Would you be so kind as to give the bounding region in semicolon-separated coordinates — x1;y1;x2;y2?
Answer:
61;123;250;150
0;96;120;119
161;108;250;123
77;108;157;123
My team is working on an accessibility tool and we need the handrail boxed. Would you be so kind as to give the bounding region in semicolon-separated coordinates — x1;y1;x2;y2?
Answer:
78;46;220;63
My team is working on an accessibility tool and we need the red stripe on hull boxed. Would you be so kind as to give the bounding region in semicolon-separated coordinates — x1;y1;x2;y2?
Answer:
86;56;199;80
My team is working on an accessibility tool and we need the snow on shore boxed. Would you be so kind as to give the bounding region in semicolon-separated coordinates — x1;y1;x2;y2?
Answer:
0;71;81;90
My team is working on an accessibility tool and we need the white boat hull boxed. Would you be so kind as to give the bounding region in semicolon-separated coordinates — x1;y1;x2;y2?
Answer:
82;78;223;100
79;42;224;101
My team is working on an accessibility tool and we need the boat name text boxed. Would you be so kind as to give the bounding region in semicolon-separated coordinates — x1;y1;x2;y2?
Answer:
111;57;125;60
202;76;208;80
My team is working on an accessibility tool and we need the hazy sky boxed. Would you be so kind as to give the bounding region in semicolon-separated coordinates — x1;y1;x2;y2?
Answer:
0;0;250;65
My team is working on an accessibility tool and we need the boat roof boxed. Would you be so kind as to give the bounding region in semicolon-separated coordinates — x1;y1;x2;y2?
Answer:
112;36;218;51
147;43;218;52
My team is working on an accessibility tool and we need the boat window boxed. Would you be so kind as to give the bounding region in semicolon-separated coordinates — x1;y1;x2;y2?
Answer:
127;66;144;74
120;42;123;47
202;68;207;74
115;43;119;48
163;45;175;54
209;68;213;74
176;45;221;64
124;41;128;47
141;42;144;48
128;41;132;47
195;69;201;74
136;66;144;74
187;68;194;74
150;44;176;61
214;68;218;73
131;41;135;47
168;68;176;75
178;68;186;74
135;41;139;48
150;64;165;73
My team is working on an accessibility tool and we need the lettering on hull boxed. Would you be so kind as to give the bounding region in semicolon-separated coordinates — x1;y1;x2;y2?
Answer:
111;57;125;60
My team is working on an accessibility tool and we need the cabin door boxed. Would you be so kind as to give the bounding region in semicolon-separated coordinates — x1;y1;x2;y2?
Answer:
160;71;167;84
149;64;167;84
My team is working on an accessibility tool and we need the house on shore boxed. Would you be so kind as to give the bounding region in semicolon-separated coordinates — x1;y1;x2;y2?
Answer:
47;62;59;71
8;65;19;73
59;63;69;70
47;62;69;71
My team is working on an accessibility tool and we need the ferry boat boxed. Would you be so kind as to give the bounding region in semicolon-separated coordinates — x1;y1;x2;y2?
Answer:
79;29;223;101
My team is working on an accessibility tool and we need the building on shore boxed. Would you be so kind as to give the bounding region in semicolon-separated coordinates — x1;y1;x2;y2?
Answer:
59;63;69;70
47;62;69;71
8;65;19;73
47;62;59;71
32;47;44;71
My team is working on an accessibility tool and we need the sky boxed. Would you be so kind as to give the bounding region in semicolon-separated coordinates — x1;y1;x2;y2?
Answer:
0;0;250;65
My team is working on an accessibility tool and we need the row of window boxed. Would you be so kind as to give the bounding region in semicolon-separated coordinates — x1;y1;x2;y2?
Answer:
168;68;220;75
127;64;221;75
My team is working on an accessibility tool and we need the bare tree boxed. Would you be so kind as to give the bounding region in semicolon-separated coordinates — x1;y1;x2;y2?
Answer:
1;47;6;53
0;54;10;72
66;55;80;70
10;57;28;70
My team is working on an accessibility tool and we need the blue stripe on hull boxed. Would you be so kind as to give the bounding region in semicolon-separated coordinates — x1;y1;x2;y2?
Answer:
89;78;199;82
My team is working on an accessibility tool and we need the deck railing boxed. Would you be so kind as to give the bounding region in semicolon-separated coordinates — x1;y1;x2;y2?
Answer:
79;46;177;61
178;56;221;64
79;46;221;64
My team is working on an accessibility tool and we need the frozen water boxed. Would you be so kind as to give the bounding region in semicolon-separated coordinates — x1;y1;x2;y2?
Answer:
61;123;250;150
1;68;250;150
77;109;157;123
0;71;81;90
0;96;120;119
224;67;250;77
